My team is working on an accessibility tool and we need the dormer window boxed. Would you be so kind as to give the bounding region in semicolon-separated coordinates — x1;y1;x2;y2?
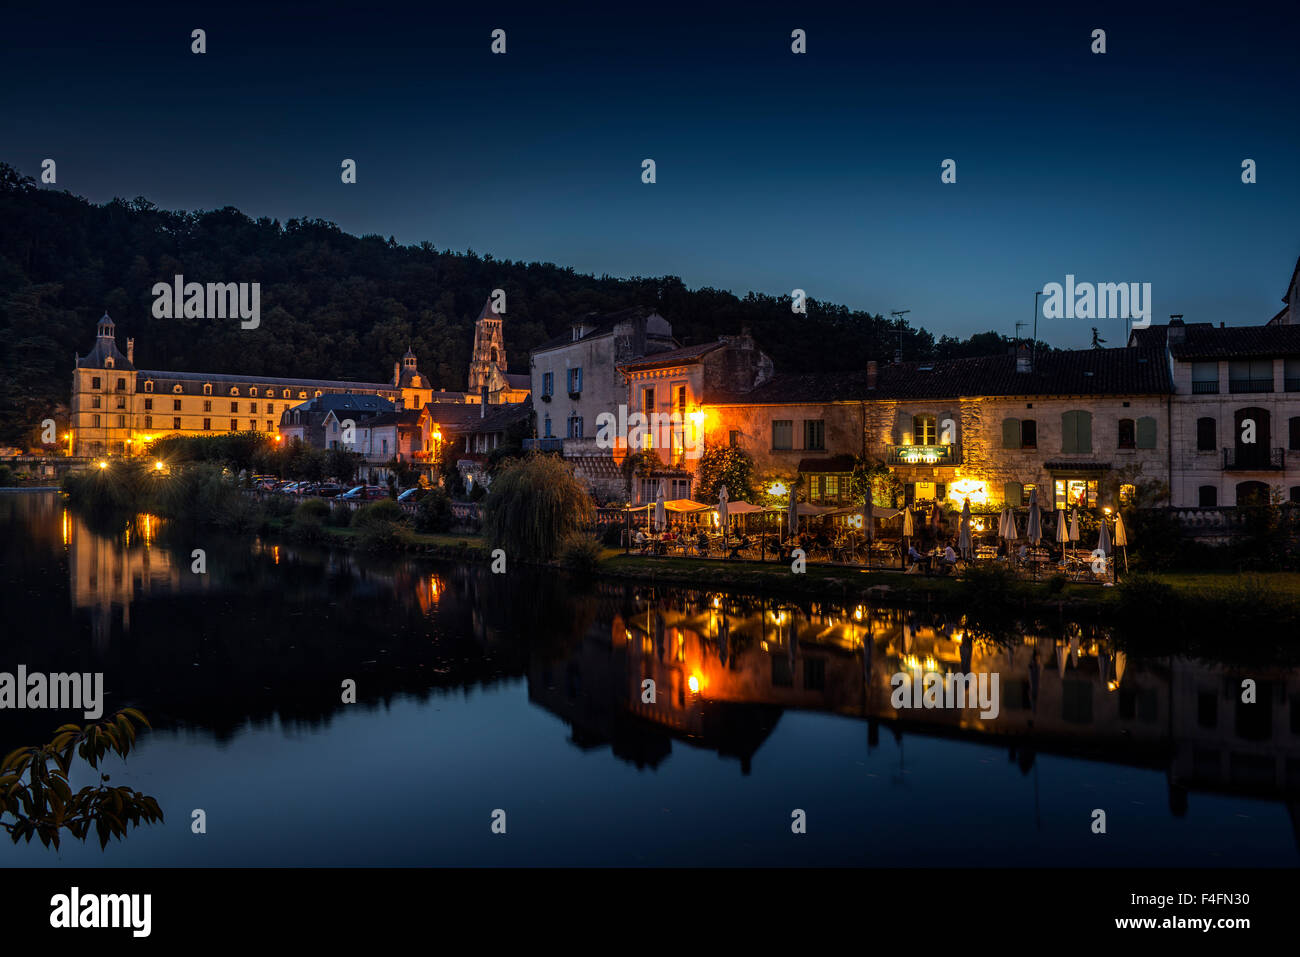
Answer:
144;380;154;393
250;388;258;397
571;327;582;342
283;389;291;398
173;384;183;394
299;391;307;399
105;358;114;369
314;390;322;398
230;387;239;396
203;383;212;395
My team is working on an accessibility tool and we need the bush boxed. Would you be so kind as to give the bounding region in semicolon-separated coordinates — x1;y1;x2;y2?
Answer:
600;520;623;547
354;499;406;528
559;533;602;575
356;518;414;551
1045;573;1068;595
1116;572;1177;625
294;498;330;521
0;464;13;486
327;504;354;527
413;488;453;533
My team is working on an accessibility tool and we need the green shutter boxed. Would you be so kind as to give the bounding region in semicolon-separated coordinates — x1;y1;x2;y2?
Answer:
1061;412;1077;453
1002;417;1021;449
1003;481;1023;506
1136;416;1157;449
1078;411;1092;452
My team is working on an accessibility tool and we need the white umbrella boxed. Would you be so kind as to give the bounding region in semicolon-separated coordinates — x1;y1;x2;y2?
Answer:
902;507;914;568
1003;505;1018;542
1069;508;1080;565
718;484;729;553
1097;516;1112;580
1114;511;1130;573
1055;509;1069;563
1025;488;1042;579
787;487;798;541
654;481;667;533
862;493;875;570
959;499;973;558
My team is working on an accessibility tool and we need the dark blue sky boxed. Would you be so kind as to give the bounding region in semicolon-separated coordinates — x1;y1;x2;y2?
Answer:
3;1;1297;347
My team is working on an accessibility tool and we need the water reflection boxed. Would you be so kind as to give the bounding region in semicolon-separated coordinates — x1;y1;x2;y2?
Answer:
3;491;1299;860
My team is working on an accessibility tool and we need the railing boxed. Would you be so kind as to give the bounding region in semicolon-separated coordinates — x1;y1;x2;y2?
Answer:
522;438;563;452
1191;380;1219;394
1228;378;1274;393
884;444;961;466
1285;377;1300;393
1222;447;1284;470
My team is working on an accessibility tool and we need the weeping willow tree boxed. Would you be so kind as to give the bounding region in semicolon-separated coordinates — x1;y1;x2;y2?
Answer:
482;455;595;562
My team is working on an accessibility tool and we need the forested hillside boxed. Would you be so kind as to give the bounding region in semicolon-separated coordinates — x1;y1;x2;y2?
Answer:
0;162;1020;445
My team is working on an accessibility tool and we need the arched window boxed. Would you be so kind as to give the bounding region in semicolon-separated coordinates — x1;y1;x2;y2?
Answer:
230;387;239;396
144;380;154;393
1235;481;1270;507
203;383;212;395
250;388;258;397
173;384;183;394
299;391;307;399
283;389;291;398
104;357;114;369
314;390;322;398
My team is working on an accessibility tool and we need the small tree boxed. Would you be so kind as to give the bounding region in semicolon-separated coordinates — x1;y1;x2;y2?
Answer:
0;709;162;850
693;446;756;503
482;455;595;562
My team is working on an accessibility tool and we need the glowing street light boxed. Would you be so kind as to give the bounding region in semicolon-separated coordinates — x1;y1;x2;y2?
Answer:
154;461;164;471
97;460;108;470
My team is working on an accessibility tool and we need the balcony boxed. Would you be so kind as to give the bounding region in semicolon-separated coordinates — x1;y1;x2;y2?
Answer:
1222;447;1284;471
522;438;563;452
1191;380;1219;394
885;444;961;467
1228;378;1274;394
1285;377;1300;393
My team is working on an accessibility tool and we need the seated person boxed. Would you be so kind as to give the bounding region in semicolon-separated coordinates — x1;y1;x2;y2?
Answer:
942;543;958;568
907;544;924;565
633;529;648;547
1017;544;1028;562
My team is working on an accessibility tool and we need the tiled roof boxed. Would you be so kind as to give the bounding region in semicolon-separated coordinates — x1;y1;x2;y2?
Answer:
1131;322;1300;358
366;410;421;428
532;306;674;353
706;347;1171;404
618;341;725;371
504;373;531;389
138;369;394;392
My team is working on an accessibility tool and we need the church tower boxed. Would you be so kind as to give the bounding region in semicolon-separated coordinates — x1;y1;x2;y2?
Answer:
467;298;508;396
393;346;432;411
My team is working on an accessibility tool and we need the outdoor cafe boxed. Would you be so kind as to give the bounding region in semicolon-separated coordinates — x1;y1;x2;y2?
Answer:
620;484;1127;582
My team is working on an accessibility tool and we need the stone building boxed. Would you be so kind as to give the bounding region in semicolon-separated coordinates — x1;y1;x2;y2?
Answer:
705;345;1173;510
527;306;677;493
466;298;530;405
1131;318;1300;507
617;332;774;502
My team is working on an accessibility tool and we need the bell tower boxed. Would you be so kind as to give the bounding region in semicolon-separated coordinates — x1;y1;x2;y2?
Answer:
468;297;508;397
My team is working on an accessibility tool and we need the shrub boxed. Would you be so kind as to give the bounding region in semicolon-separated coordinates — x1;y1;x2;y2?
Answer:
327;504;354;527
354;499;406;528
559;533;602;575
294;498;330;521
413;488;453;533
1045;573;1068;595
1116;572;1177;624
356;518;414;551
482;455;595;562
600;520;624;547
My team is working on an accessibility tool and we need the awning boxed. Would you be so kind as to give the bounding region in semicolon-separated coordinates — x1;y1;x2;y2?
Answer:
720;501;766;515
665;499;711;513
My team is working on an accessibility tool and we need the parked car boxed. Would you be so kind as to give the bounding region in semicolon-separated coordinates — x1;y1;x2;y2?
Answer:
342;485;388;501
396;487;427;503
280;482;303;495
316;483;343;498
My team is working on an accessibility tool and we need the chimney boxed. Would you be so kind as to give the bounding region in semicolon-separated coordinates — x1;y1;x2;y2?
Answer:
866;360;877;390
1167;316;1186;345
126;337;134;364
1015;343;1032;373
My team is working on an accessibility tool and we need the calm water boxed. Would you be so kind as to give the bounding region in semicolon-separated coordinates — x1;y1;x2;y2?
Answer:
1;490;1297;867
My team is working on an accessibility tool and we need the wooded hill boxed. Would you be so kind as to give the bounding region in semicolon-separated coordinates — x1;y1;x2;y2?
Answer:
0;162;1027;445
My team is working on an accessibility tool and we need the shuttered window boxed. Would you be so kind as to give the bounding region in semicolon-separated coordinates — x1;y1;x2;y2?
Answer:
1061;410;1092;453
1002;418;1020;449
1003;481;1023;506
1135;416;1157;449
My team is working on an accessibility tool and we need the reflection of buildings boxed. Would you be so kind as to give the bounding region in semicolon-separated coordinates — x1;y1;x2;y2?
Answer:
66;509;202;648
527;589;1300;828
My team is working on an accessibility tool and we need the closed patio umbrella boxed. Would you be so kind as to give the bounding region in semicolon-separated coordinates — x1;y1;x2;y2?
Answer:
959;499;973;559
787;487;799;541
718;484;729;555
1114;511;1130;573
902;507;914;568
1069;508;1080;566
863;494;875;571
1097;516;1112;581
1055;508;1070;561
1025;488;1041;578
1003;504;1018;543
654;481;667;533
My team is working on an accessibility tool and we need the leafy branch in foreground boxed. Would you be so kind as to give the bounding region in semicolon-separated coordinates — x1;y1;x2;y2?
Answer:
0;708;163;851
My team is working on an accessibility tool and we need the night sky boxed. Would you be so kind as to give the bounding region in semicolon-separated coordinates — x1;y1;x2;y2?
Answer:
2;1;1297;347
